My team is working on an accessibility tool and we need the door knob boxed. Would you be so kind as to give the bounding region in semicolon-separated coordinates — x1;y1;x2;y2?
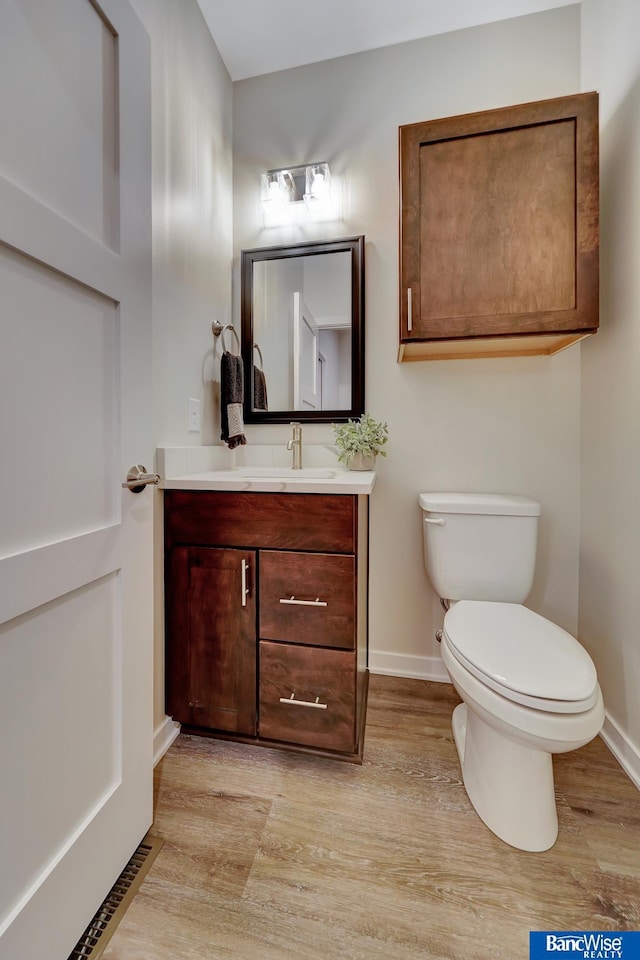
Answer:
122;464;161;493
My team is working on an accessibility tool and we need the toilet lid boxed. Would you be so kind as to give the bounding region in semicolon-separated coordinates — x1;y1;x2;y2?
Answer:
443;601;599;712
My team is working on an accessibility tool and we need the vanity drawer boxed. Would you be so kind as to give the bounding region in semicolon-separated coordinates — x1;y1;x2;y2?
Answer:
259;551;355;649
259;641;356;753
165;491;356;553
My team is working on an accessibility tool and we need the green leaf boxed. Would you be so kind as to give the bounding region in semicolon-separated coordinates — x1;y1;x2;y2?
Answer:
332;414;389;465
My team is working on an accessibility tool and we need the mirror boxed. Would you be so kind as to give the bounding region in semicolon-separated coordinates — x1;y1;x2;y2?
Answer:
240;235;364;423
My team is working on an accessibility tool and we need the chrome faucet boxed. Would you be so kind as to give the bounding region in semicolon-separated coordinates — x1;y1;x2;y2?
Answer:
287;422;303;469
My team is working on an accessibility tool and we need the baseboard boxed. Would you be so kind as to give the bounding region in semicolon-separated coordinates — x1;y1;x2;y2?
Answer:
600;710;640;791
153;716;180;767
369;649;449;683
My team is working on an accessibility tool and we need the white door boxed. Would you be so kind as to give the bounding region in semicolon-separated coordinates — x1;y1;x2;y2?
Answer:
0;1;152;958
293;291;320;409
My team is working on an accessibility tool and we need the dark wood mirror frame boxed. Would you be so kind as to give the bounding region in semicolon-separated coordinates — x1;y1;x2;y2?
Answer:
240;235;365;424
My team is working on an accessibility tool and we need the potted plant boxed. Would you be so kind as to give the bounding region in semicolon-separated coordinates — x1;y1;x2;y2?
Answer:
333;413;389;471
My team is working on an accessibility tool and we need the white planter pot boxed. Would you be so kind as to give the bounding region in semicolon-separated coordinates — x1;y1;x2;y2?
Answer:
348;452;375;471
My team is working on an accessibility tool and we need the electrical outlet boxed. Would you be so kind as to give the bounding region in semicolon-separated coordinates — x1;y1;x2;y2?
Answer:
188;398;201;432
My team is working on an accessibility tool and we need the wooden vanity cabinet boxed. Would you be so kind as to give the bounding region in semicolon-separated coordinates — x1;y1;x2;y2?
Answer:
398;92;599;361
164;490;369;762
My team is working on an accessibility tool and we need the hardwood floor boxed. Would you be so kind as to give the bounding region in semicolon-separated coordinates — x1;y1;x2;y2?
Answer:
103;675;640;960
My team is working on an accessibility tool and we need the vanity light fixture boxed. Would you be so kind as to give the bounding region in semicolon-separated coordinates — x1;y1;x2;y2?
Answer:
260;162;334;224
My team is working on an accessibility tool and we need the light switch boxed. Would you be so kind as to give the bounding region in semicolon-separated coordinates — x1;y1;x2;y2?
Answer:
188;398;201;432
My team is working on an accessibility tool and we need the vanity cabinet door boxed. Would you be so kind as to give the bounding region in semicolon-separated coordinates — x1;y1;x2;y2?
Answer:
259;641;356;753
165;546;257;736
259;551;355;649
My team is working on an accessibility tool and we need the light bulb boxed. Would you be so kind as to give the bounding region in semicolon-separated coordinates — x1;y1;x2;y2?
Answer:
311;172;327;198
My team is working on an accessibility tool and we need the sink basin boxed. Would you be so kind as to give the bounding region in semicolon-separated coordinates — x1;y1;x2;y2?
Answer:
234;467;336;479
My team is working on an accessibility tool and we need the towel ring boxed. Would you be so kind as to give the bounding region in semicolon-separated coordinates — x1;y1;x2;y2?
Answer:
212;321;240;356
222;326;240;355
253;343;264;369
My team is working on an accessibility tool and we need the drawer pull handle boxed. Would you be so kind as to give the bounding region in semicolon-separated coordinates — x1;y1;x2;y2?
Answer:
279;693;328;710
279;595;328;607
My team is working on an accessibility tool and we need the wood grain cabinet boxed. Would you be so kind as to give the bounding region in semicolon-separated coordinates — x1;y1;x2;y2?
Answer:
398;92;599;361
164;490;369;762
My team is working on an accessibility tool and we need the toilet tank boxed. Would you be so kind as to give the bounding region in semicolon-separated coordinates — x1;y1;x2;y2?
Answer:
419;492;541;603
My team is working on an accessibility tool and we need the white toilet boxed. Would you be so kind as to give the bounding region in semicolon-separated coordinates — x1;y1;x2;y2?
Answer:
419;492;604;852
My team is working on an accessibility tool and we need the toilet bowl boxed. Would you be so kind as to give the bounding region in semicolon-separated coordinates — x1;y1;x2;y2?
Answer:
441;601;604;851
419;492;604;852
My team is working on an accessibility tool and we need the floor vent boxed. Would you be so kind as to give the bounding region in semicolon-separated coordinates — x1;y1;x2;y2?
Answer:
67;834;164;960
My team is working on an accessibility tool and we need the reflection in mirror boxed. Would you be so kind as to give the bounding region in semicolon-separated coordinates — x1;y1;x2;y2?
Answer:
241;236;364;424
254;253;351;411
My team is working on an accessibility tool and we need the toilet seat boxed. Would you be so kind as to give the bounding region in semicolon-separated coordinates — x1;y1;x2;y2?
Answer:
443;601;599;714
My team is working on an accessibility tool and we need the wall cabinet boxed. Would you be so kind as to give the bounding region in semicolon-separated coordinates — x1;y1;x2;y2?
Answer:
164;490;369;762
398;92;599;361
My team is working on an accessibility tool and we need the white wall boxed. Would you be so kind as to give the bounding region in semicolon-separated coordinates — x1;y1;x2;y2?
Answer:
128;0;233;740
130;0;233;450
580;0;640;782
233;7;583;678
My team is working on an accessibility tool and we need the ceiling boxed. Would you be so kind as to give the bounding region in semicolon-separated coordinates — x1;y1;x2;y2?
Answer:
197;0;577;82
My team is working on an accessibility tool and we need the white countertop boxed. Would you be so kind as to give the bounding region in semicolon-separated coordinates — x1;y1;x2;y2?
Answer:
156;446;376;495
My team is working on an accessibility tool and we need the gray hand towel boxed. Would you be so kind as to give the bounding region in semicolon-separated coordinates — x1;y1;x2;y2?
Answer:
253;364;268;411
220;352;247;448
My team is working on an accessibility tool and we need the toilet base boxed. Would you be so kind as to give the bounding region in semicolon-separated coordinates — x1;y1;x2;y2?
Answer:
451;703;558;852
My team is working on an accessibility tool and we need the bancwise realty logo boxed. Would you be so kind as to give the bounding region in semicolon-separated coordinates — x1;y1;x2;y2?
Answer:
530;932;640;959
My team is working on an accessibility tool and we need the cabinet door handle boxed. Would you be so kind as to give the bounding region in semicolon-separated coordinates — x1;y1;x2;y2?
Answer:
279;595;328;607
241;559;250;607
279;693;328;710
407;287;413;332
